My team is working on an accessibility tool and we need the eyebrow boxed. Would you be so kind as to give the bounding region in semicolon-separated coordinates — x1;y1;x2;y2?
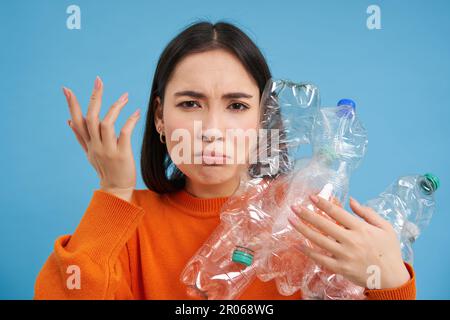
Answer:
174;90;253;100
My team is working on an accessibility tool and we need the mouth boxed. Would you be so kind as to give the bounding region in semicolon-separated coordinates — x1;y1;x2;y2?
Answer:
195;151;231;165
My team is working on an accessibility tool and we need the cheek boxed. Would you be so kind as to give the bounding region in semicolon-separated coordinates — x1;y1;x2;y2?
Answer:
236;116;258;130
224;112;260;154
164;126;194;159
163;107;192;147
231;107;260;130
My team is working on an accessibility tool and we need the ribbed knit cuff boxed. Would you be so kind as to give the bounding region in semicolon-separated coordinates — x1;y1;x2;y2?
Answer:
65;190;145;264
364;262;416;300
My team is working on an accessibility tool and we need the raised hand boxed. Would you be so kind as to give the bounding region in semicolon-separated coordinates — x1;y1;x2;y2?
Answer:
63;76;141;202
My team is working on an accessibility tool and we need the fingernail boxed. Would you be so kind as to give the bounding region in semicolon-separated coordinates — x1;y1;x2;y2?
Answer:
310;194;319;204
287;216;296;226
134;108;141;116
350;197;360;206
119;92;128;102
94;76;102;89
291;204;300;212
62;87;71;101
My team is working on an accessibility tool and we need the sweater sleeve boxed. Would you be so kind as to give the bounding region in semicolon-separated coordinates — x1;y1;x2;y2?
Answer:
364;262;416;300
34;190;145;300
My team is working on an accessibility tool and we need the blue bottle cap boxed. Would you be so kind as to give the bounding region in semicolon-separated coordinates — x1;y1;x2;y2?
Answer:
337;99;356;110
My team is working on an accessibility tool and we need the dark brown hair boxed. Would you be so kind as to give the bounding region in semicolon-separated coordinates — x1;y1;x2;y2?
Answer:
141;20;272;194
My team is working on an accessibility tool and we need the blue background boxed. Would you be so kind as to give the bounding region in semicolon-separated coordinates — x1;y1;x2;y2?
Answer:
0;0;449;299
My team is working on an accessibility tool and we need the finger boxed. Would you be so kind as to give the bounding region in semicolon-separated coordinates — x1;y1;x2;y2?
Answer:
300;244;340;274
349;197;390;230
68;120;88;154
118;108;141;151
291;205;349;244
63;87;90;143
331;196;343;208
309;194;362;230
101;92;129;151
288;214;343;257
85;76;103;142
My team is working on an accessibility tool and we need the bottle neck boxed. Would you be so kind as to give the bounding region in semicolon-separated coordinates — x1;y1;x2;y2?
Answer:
419;176;436;196
312;151;351;204
314;150;351;175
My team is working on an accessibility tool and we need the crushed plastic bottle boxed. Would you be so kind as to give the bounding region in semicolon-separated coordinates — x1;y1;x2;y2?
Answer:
257;98;368;298
366;173;440;265
300;173;440;300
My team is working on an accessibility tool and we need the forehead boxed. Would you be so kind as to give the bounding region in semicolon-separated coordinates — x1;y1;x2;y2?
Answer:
166;49;259;96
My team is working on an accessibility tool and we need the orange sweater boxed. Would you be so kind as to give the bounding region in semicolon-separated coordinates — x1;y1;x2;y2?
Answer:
34;188;416;300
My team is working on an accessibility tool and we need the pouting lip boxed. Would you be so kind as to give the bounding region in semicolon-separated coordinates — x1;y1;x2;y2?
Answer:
194;151;231;159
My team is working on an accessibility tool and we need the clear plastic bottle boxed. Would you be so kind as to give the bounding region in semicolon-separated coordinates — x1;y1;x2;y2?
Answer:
365;173;440;265
308;173;440;300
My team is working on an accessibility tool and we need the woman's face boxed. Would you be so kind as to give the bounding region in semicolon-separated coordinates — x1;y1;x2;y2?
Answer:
155;49;261;189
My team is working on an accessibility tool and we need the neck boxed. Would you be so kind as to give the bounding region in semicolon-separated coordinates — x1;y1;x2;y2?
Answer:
185;176;241;198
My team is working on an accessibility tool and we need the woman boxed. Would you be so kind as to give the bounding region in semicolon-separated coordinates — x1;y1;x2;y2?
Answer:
34;21;415;299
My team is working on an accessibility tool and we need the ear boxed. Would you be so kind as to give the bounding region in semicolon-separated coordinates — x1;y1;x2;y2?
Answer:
154;96;164;131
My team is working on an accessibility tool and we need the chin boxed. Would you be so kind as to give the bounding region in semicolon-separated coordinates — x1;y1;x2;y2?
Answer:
191;164;239;185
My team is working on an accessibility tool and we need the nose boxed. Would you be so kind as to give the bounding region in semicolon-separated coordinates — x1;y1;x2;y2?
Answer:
202;134;216;143
197;106;224;142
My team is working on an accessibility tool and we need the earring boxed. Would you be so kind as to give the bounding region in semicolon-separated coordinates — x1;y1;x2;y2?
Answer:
158;126;165;144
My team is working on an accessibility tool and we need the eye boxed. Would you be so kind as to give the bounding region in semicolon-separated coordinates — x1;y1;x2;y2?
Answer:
177;101;201;109
228;103;249;112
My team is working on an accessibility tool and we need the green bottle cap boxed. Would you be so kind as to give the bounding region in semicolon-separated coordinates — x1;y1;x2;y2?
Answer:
232;249;254;267
424;173;440;192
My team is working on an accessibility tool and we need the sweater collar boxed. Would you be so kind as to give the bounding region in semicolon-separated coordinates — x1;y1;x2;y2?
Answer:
164;188;230;218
